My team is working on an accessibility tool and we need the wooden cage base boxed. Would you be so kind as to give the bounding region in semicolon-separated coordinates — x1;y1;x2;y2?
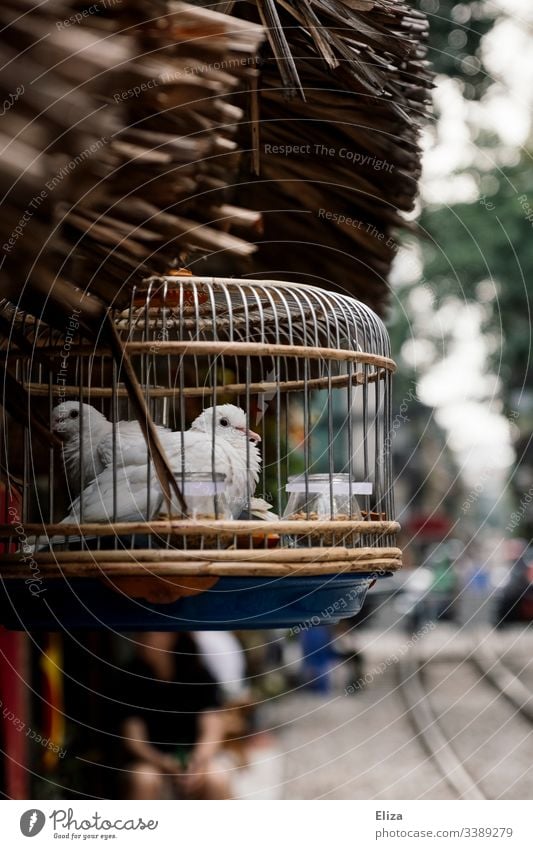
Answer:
0;519;400;539
0;546;402;578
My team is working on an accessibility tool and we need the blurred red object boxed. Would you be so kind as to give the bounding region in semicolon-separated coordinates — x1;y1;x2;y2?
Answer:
406;513;452;541
0;481;21;554
0;480;29;798
0;628;29;798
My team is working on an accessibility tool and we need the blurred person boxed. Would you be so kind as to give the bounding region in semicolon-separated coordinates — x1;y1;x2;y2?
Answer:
193;631;284;799
332;619;365;693
300;625;336;693
194;630;248;702
118;631;232;800
493;539;533;626
457;542;492;626
428;545;457;621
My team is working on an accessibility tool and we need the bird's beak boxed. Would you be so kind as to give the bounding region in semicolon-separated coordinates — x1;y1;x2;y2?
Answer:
52;421;66;439
237;426;261;444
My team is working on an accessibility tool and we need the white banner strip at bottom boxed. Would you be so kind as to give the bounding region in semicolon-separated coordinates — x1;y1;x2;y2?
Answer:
3;800;532;848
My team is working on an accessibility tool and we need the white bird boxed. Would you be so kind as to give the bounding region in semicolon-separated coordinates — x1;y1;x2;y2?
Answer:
56;403;267;526
51;401;173;493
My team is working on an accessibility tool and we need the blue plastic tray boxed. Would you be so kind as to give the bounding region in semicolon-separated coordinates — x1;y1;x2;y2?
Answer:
0;572;384;630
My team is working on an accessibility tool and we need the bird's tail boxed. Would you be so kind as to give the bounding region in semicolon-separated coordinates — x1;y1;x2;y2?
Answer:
23;532;86;553
249;497;278;522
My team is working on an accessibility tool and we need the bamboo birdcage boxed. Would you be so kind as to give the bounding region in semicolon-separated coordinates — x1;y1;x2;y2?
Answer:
0;276;400;630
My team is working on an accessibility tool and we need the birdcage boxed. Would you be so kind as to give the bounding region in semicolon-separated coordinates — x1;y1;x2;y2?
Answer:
0;277;401;630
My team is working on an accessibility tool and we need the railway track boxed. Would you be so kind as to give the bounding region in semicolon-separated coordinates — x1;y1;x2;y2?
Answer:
471;640;533;722
263;628;533;799
397;640;533;800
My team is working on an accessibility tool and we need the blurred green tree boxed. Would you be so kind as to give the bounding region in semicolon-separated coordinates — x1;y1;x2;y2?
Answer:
417;159;533;393
415;0;495;97
391;2;533;532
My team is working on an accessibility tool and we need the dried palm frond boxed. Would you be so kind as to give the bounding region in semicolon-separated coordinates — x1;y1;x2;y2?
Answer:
230;0;432;313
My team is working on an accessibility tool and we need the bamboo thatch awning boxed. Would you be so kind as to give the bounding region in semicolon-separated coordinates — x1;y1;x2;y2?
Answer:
236;0;432;312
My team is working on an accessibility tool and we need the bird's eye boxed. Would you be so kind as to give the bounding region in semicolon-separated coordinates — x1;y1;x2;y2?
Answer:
70;410;79;419
220;417;229;427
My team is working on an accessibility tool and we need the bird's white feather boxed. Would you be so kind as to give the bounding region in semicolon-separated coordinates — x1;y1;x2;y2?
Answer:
51;401;170;492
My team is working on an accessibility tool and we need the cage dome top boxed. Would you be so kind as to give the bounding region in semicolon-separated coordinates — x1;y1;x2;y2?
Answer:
118;276;394;362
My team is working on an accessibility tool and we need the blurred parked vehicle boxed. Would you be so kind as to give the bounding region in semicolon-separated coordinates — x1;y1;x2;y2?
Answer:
493;542;533;626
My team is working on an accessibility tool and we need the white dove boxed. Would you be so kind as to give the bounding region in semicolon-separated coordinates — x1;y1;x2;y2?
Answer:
55;403;271;528
51;401;170;493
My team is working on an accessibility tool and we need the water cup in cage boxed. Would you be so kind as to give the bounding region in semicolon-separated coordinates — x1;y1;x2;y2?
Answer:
160;472;232;549
282;474;373;547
